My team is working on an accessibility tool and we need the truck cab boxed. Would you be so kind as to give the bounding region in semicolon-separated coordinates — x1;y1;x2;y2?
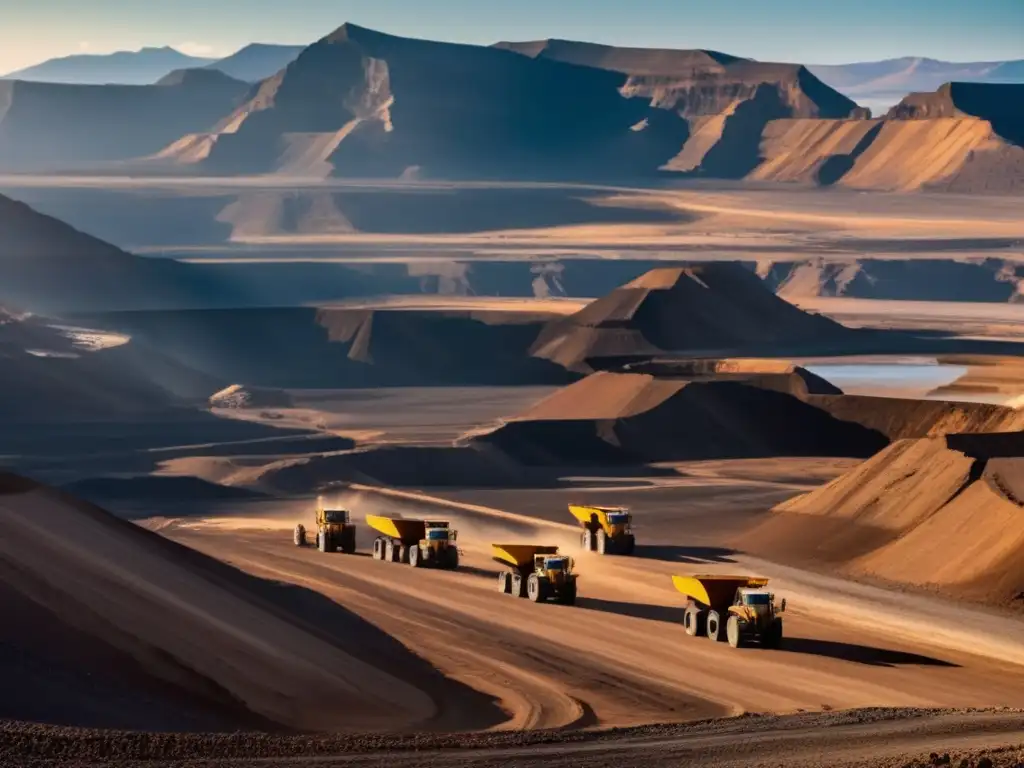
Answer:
320;508;351;525
535;554;573;583
423;521;456;546
604;510;632;537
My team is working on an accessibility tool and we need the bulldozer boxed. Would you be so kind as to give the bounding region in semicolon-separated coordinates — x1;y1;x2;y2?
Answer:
492;544;578;605
294;502;357;554
366;514;459;570
569;503;636;555
672;574;785;649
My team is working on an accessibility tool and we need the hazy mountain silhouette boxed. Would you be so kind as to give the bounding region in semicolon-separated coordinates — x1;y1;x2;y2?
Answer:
0;70;249;171
205;43;305;82
2;47;215;85
809;57;1024;111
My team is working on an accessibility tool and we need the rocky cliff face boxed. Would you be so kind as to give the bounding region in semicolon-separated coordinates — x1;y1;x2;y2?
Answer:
171;24;687;179
0;74;249;171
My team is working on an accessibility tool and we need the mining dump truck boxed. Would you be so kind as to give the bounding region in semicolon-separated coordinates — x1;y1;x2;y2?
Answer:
569;504;636;555
366;514;459;569
492;544;578;605
293;504;357;554
672;574;785;649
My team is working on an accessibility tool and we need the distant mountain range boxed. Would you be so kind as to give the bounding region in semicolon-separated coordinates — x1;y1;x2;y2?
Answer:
0;24;1021;193
808;57;1024;112
2;43;305;85
8;42;1024;112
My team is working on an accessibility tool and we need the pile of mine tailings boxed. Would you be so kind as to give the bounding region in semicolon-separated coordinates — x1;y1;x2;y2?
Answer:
742;430;1024;607
474;370;886;464
529;265;853;373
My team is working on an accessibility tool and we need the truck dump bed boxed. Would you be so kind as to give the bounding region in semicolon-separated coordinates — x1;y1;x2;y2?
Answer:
672;575;770;610
366;515;426;545
492;544;560;570
568;504;628;529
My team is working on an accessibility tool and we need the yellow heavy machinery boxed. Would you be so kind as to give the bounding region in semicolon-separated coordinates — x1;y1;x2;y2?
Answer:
672;574;785;649
366;514;459;570
569;503;636;555
492;544;578;605
293;502;357;554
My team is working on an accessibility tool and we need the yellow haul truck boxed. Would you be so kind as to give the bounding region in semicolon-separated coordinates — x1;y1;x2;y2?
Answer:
366;514;459;570
672;574;785;649
492;544;578;605
293;504;357;554
569;504;636;555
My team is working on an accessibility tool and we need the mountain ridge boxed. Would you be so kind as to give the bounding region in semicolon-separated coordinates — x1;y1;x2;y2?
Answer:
3;46;216;85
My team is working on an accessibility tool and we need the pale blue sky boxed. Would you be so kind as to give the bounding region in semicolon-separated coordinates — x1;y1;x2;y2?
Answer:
2;0;1022;73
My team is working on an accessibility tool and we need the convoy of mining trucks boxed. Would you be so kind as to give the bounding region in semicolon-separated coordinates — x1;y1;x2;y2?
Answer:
294;499;786;649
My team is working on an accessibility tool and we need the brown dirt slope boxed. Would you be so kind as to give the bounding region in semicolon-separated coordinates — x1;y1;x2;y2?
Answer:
0;193;253;313
0;472;474;731
750;431;1024;606
477;376;887;465
654;80;1024;191
530;265;850;372
809;395;1024;440
696;81;1024;192
67;306;576;389
164;24;687;179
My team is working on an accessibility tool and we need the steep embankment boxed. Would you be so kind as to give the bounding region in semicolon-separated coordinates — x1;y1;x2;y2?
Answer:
0;70;249;171
747;431;1024;606
732;82;1024;192
0;308;180;424
75;306;576;388
498;37;861;181
531;265;851;372
808;395;1024;440
496;38;859;119
0;193;250;313
475;371;887;465
0;472;464;731
162;24;686;179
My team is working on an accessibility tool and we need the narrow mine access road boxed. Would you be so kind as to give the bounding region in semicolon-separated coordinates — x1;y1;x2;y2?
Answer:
162;484;1024;742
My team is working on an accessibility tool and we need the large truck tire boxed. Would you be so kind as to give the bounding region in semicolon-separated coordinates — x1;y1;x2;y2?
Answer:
527;573;544;603
324;532;337;554
581;530;592;551
764;618;784;649
560;579;577;606
293;524;306;547
340;527;356;554
683;606;705;636
623;534;636;555
497;571;511;594
511;573;526;598
372;538;384;560
409;545;421;568
726;615;744;648
445;547;459;570
317;530;327;553
596;528;607;555
706;610;723;642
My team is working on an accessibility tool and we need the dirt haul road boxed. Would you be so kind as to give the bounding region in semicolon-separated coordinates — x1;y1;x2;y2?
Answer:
159;485;1024;736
